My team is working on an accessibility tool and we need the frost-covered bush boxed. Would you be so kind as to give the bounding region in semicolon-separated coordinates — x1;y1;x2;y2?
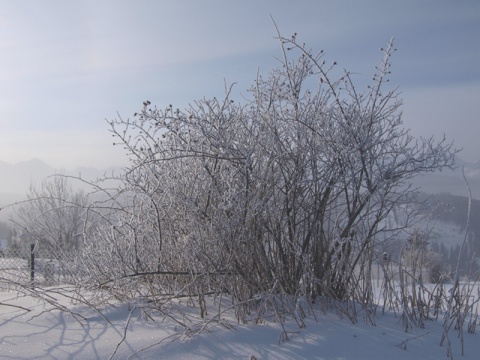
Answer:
81;32;456;319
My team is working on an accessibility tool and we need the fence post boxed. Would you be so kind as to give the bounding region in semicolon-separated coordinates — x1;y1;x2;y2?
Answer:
30;244;35;284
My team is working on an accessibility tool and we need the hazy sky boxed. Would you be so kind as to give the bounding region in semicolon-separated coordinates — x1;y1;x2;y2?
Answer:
0;0;479;169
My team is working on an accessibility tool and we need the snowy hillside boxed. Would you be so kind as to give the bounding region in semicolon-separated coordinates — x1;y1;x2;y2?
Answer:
428;220;466;249
0;287;479;360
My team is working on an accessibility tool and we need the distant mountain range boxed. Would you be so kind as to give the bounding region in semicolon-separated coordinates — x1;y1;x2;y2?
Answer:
1;157;479;220
0;158;121;195
2;157;479;196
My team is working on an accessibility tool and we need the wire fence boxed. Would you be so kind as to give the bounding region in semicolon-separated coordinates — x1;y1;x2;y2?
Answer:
0;244;82;291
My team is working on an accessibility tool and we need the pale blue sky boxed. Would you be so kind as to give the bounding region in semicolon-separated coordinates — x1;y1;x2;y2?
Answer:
0;0;479;169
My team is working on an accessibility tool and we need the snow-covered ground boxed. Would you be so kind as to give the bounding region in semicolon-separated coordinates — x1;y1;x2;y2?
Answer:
0;287;479;360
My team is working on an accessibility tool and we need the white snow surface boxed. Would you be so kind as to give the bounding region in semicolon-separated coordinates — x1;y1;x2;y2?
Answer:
0;288;479;360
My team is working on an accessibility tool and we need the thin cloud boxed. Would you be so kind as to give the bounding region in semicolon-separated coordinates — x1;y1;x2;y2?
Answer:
0;0;479;169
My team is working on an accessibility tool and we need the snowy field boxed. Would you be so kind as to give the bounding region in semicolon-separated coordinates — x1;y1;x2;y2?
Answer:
0;286;479;360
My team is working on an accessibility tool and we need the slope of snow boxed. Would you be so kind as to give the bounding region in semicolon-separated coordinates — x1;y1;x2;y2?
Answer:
428;220;466;249
0;288;478;360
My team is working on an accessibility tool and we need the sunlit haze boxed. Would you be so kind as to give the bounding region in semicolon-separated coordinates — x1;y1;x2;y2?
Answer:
1;0;479;170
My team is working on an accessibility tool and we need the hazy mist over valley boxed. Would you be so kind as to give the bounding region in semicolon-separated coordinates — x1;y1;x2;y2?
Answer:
2;156;479;202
